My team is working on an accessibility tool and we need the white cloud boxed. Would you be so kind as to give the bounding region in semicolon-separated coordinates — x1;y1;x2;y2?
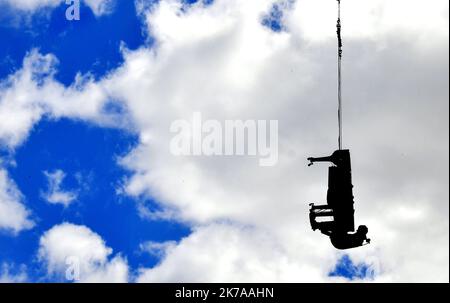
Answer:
115;0;447;282
38;223;128;283
0;49;122;148
41;170;78;207
84;0;114;16
0;0;61;11
0;169;34;234
0;0;114;16
137;223;342;283
0;263;28;283
288;0;449;44
139;240;177;259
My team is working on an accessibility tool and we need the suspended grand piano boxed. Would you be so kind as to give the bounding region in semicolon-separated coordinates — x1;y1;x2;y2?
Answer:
308;150;370;249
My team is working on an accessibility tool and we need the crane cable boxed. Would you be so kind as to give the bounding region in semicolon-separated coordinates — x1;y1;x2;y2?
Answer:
336;0;343;150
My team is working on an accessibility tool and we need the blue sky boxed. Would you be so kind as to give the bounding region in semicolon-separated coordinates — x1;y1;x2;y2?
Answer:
1;118;191;280
0;0;448;283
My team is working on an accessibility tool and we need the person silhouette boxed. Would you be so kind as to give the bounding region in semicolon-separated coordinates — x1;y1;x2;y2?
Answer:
319;225;370;250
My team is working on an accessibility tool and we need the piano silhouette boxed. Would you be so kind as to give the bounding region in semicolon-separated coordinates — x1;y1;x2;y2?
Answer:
308;150;370;249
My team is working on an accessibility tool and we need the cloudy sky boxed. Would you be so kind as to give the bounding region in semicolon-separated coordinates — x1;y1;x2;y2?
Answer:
0;0;448;283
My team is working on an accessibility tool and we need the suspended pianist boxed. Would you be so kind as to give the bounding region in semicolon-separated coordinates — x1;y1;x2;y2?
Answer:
308;150;370;250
